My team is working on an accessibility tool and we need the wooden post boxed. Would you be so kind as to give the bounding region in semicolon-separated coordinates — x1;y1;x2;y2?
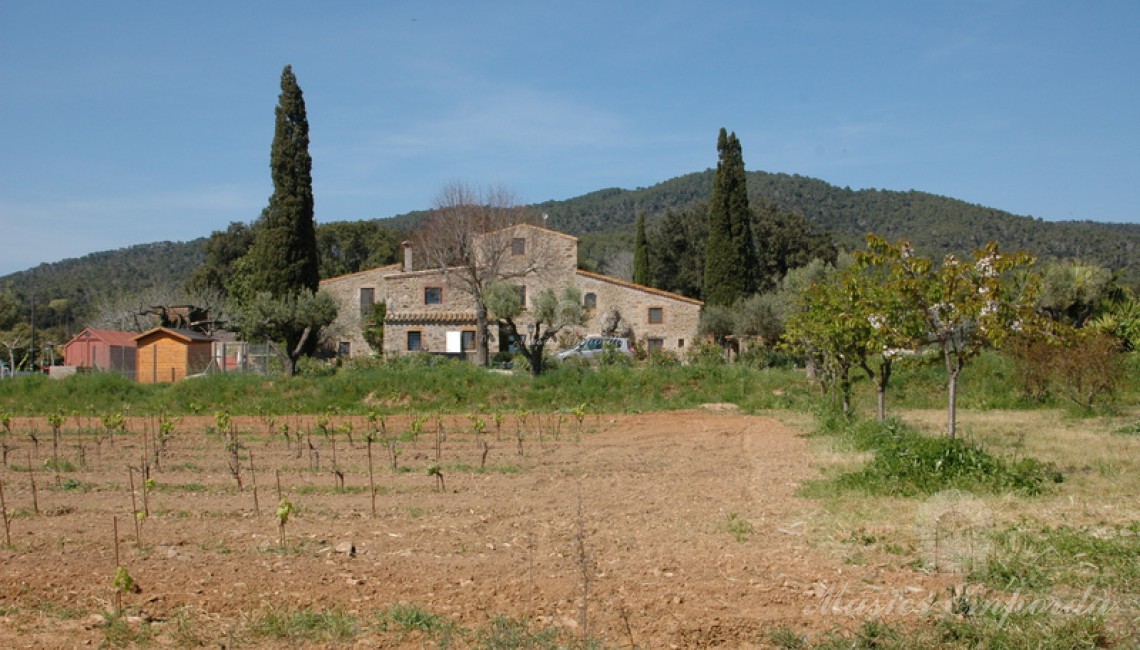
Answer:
113;516;122;616
366;438;376;518
140;452;150;518
0;480;11;547
128;467;141;548
27;451;39;515
249;451;260;517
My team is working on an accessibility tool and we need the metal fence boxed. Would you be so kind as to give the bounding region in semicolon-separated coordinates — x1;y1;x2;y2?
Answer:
1;342;277;381
205;342;274;375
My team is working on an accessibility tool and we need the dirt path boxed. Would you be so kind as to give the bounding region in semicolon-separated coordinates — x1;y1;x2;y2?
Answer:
0;411;951;647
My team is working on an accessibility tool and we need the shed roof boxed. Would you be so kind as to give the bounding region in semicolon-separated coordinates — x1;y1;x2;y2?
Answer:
66;327;139;348
133;327;216;345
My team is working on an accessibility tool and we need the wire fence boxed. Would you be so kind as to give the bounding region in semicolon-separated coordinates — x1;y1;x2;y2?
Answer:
204;342;274;375
2;342;276;381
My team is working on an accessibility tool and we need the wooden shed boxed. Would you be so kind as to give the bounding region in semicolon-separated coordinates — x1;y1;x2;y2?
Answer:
133;327;215;384
62;328;138;376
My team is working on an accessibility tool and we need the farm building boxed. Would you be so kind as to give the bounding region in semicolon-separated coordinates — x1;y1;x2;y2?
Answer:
320;224;703;359
133;327;215;384
62;328;138;377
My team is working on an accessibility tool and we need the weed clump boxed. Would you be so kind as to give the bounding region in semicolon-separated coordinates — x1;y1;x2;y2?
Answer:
812;419;1062;497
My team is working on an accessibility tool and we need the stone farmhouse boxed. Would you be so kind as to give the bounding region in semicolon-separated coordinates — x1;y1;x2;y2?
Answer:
320;224;703;360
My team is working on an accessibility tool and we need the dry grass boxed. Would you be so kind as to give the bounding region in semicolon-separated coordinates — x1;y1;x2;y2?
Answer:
802;407;1140;553
898;409;1140;528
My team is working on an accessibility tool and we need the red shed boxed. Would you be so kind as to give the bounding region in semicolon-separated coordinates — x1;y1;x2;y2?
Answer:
63;328;138;375
133;327;215;384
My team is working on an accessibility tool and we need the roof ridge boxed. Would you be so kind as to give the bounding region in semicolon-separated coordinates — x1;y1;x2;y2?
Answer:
320;263;402;283
575;269;704;305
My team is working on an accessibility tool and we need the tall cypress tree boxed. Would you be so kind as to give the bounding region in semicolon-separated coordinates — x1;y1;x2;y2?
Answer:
633;212;649;285
703;128;757;307
231;65;333;375
245;64;319;298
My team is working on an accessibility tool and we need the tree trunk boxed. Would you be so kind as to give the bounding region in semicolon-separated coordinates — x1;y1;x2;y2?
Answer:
877;360;892;422
839;363;852;418
528;344;544;377
287;326;313;376
475;303;490;367
946;360;960;438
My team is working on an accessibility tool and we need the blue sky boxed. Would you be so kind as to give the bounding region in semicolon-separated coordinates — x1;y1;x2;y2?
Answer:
2;1;1138;276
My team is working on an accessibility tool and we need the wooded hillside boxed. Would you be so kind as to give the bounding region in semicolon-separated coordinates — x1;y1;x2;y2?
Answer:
3;169;1137;327
537;170;1140;283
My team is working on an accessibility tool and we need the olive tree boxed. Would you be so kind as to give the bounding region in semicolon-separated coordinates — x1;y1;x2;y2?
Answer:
233;289;337;375
485;284;586;376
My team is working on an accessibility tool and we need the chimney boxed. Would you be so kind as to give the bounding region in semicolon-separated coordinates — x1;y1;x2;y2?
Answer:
402;241;413;272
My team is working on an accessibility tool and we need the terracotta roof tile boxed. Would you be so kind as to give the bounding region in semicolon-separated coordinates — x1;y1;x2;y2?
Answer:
575;270;704;306
385;310;477;324
67;328;139;347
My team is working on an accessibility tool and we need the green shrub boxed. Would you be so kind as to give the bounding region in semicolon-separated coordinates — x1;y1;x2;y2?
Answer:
811;419;1062;497
687;341;727;365
738;345;798;369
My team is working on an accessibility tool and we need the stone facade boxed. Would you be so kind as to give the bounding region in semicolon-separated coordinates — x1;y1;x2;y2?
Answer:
320;225;703;359
573;270;703;355
319;264;400;358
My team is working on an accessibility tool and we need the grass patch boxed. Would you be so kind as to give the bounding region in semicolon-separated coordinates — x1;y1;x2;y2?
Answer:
1115;419;1140;436
770;612;1117;649
376;602;463;646
41;457;76;472
0;361;815;415
804;419;1063;498
247;606;359;643
1;349;1133;418
100;611;154;648
721;512;754;542
57;477;93;492
472;615;563;649
975;521;1140;593
377;602;451;634
447;462;524;475
152;481;207;494
294;483;369;495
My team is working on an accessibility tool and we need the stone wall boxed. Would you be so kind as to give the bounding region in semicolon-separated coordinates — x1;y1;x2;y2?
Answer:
318;264;399;358
572;271;702;356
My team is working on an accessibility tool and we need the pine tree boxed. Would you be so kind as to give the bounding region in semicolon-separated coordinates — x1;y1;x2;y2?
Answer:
633;212;649;286
703;128;757;307
245;65;319;299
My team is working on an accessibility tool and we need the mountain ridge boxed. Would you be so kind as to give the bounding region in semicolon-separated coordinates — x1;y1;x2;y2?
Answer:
4;169;1138;312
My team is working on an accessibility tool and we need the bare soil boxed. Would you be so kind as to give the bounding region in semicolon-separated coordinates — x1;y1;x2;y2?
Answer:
0;411;955;648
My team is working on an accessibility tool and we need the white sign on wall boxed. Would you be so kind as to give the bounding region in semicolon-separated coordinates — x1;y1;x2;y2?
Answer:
445;331;462;354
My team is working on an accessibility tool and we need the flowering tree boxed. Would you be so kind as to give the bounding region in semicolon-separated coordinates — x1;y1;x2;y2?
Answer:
784;261;919;419
860;236;1038;437
849;259;926;421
